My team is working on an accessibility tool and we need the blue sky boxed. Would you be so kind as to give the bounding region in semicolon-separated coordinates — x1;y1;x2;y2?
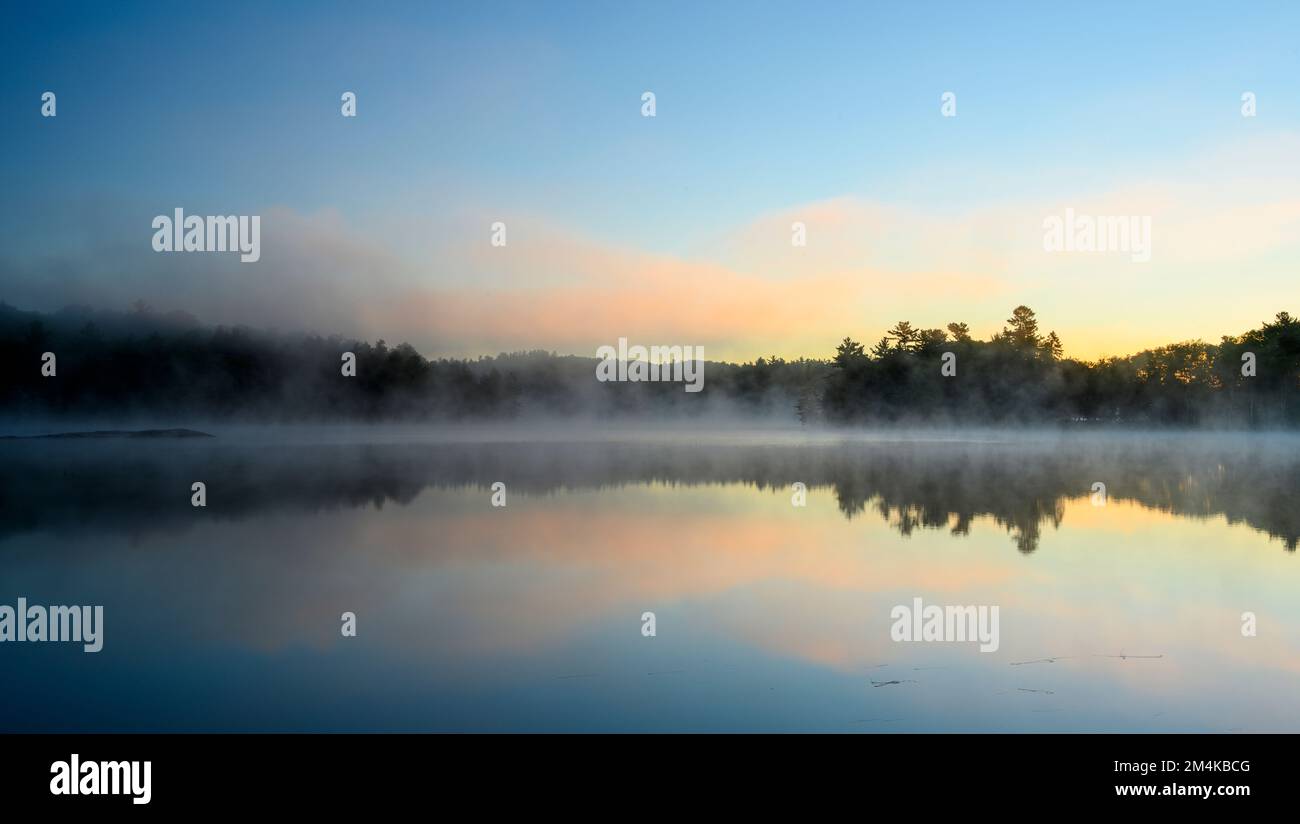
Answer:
3;1;1299;358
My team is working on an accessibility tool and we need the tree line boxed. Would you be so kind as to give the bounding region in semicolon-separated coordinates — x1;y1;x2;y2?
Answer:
819;306;1299;426
0;300;1296;426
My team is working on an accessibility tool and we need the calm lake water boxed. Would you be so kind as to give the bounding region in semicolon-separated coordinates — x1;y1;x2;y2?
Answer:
2;426;1298;732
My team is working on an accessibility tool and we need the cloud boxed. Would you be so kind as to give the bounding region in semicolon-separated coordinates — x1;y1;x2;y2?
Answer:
3;133;1299;361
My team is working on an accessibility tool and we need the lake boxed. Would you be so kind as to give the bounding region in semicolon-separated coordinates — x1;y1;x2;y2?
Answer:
1;426;1298;732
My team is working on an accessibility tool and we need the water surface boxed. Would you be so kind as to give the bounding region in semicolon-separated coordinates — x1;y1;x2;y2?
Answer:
1;427;1297;732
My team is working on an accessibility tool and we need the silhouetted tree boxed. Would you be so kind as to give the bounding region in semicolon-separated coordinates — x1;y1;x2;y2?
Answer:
1003;305;1040;348
946;322;972;343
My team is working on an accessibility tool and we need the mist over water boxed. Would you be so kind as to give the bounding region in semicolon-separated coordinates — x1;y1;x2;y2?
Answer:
2;425;1297;731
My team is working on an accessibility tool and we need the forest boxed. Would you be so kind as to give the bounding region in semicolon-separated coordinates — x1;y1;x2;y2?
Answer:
0;300;1296;426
